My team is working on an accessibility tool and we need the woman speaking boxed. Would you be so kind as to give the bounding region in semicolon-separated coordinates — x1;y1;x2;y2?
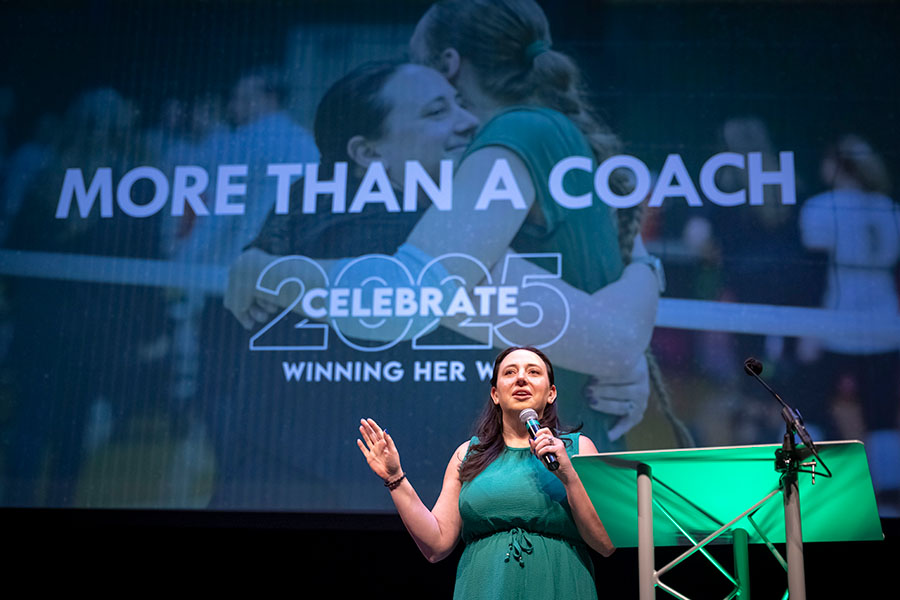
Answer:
358;346;614;599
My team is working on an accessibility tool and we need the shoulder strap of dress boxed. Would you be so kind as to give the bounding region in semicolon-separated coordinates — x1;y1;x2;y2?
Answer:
562;432;582;457
461;436;480;463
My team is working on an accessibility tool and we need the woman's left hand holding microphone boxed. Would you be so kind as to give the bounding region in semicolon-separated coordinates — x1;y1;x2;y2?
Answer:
529;427;575;482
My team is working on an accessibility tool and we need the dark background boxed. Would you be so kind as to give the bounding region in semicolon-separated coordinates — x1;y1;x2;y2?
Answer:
3;0;897;177
5;509;898;596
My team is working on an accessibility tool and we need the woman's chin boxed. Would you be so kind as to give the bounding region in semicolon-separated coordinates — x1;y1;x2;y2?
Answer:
444;147;467;163
510;397;535;410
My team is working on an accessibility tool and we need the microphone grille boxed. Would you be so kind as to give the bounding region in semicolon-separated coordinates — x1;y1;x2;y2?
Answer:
519;408;539;424
744;357;763;376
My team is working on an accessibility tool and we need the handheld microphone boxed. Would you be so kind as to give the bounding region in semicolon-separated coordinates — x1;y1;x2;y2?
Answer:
519;409;560;471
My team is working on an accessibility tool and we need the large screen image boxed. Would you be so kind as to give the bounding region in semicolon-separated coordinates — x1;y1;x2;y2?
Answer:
1;0;898;515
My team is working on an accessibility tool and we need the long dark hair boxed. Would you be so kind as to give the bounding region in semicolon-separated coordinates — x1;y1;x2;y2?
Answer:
824;134;891;195
458;346;578;482
313;60;404;176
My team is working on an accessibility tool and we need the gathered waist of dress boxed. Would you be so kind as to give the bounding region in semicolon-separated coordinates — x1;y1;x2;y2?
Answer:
465;527;585;567
466;527;578;545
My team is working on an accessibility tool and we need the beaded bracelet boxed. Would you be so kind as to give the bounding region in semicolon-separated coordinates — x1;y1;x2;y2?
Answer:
384;473;406;491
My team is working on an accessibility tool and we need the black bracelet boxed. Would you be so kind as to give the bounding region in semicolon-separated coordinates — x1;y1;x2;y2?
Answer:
384;473;406;491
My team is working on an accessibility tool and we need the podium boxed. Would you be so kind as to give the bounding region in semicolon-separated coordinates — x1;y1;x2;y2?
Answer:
572;441;883;599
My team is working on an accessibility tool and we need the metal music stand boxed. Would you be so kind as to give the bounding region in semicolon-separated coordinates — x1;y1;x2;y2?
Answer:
572;441;883;599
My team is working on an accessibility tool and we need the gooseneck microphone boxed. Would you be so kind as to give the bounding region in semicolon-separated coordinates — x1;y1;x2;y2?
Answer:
743;357;817;454
519;409;560;471
743;357;763;377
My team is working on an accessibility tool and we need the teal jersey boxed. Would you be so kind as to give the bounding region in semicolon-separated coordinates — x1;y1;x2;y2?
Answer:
464;106;624;293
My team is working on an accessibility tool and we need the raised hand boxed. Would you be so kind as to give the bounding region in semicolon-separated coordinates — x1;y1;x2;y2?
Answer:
357;418;403;481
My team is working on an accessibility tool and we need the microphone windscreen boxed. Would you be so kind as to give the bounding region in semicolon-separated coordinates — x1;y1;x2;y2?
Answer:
519;408;539;424
743;357;763;376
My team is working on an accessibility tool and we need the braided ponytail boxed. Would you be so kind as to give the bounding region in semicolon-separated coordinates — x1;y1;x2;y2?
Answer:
421;0;692;446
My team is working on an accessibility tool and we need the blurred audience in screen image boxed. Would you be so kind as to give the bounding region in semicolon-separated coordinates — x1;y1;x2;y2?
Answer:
799;134;900;515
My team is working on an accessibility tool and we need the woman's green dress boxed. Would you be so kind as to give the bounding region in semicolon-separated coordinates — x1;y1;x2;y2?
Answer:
454;433;597;599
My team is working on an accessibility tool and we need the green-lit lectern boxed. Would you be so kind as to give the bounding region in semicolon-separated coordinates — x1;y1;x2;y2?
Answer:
572;441;882;599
